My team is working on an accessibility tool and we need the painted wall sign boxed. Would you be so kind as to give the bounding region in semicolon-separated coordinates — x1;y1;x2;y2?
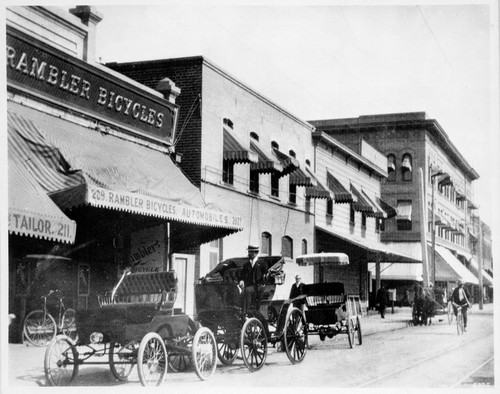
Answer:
6;27;178;145
130;225;166;273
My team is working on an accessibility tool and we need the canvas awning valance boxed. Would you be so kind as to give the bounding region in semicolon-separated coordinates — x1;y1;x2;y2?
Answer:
327;171;354;203
223;129;258;163
249;140;283;173
289;166;317;187
434;246;478;284
368;262;423;281
396;201;412;221
350;184;373;213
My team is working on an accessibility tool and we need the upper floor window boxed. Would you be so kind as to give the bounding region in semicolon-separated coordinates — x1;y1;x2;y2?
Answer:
349;203;356;225
289;150;296;158
326;199;333;216
401;154;413;181
289;183;297;204
271;172;280;198
387;154;396;182
271;141;279;150
301;239;308;255
396;200;413;230
250;132;259;141
222;160;234;184
250;170;259;194
261;232;272;256
282;236;293;258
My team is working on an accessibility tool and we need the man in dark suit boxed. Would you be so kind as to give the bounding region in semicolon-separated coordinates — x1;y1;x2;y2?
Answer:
289;274;306;311
239;245;267;310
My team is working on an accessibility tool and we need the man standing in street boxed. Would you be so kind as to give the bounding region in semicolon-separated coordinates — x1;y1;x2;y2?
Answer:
289;274;306;311
239;245;267;310
376;284;390;318
451;280;472;331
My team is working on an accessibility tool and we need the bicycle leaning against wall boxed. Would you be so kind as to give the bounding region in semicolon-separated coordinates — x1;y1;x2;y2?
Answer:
23;289;78;346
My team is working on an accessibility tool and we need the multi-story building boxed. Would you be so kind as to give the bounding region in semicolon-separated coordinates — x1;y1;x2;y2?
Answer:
310;112;482;301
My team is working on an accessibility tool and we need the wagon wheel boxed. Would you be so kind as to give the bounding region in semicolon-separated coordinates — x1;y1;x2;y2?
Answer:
23;310;56;346
356;316;362;345
61;308;79;343
44;334;79;386
157;324;192;372
347;318;355;348
215;325;239;365
240;317;268;372
191;327;217;380
283;307;307;364
109;341;137;381
137;332;167;386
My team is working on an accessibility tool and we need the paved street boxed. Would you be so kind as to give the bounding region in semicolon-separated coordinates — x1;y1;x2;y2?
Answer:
4;303;494;391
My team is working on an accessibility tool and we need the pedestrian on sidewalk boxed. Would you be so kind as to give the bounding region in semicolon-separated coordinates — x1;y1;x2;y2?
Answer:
376;285;390;318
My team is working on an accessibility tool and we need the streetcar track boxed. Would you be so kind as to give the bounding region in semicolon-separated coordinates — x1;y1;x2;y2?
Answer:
356;331;493;387
453;355;494;387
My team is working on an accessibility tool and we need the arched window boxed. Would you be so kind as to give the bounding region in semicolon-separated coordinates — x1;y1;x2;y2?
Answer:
261;232;272;256
401;153;413;181
289;150;296;158
305;159;311;166
271;141;279;150
281;236;293;258
387;154;396;182
301;239;308;255
250;132;259;141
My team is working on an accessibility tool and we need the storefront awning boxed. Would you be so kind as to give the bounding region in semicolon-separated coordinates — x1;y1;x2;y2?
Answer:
377;197;397;219
272;148;299;176
368;262;423;281
468;259;493;287
8;103;242;233
223;129;258;163
8;157;77;244
249;140;283;173
350;184;373;213
296;252;349;266
289;166;317;187
434;246;478;284
327;171;354;203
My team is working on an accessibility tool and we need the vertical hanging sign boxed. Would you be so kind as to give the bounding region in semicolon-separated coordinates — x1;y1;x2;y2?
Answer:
130;225;166;272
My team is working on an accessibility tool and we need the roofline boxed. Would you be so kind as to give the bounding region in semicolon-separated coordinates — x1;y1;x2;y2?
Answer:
312;131;388;178
107;55;315;132
309;113;479;180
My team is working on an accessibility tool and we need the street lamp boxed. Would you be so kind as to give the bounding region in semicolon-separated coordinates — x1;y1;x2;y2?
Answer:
430;168;445;286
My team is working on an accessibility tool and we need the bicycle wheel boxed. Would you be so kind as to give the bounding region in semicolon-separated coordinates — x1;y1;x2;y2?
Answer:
61;309;78;343
44;335;79;386
456;310;464;335
23;310;56;346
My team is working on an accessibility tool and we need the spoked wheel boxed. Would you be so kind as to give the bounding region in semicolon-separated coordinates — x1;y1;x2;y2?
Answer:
61;308;79;343
109;341;137;381
137;332;167;386
44;334;79;386
215;325;239;365
456;312;464;335
356;316;362;345
283;307;307;364
157;324;192;373
447;302;454;325
192;327;217;380
23;310;56;346
347;318;355;348
169;353;192;373
240;317;268;372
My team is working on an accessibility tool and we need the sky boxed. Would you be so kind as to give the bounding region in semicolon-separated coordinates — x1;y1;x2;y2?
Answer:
91;0;499;260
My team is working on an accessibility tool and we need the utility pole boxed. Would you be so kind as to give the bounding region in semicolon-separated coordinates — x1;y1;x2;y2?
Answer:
477;217;484;310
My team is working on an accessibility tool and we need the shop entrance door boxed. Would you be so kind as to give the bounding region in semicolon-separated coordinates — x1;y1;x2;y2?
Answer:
171;254;195;317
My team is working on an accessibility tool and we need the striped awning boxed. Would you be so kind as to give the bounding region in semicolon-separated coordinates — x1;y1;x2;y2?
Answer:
8;157;77;244
327;171;354;203
361;189;386;218
387;155;396;172
289;166;317;187
223;129;258;163
296;252;349;266
434;246;478;284
250;140;283;173
305;181;332;199
396;201;412;221
468;259;493;287
350;184;373;212
401;155;412;171
272;148;299;176
8;102;242;232
377;197;397;218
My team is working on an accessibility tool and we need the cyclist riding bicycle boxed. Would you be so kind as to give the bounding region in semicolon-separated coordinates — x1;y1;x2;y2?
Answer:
451;280;471;331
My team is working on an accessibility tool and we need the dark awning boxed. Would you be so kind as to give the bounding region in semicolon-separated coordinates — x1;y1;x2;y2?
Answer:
289;166;317;187
249;140;283;173
377;197;397;219
8;102;242;235
223;129;258;163
327;171;354;203
8;157;77;244
350;184;373;212
361;189;386;218
272;148;299;176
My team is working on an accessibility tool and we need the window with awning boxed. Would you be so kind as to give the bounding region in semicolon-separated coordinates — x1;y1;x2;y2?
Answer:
401;154;413;181
327;172;354;203
350;184;373;212
377;197;397;218
223;128;258;164
396;200;412;221
361;189;387;218
249;140;284;173
272;147;299;176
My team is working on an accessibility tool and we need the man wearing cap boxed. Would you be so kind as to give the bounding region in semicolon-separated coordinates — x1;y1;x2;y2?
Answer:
289;274;306;311
239;245;267;310
451;280;472;331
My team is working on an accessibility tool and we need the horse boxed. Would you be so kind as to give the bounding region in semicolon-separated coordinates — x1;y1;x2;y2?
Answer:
412;284;436;326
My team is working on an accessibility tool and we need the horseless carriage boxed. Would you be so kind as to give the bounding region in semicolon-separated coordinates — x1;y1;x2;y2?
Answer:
411;285;452;326
44;270;217;386
296;253;363;347
195;255;308;372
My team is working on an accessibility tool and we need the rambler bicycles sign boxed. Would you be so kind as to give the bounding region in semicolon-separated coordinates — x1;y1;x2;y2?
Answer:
6;28;178;145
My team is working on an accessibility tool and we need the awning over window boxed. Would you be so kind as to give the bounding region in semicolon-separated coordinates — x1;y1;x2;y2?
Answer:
304;175;332;199
434;246;478;284
368;262;423;281
327;172;354;203
350;184;373;212
249;140;283;173
377;197;397;219
223;129;258;163
396;201;412;221
272;148;299;176
289;166;317;187
401;155;412;171
361;189;386;218
8;103;242;235
387;155;395;172
8;157;77;244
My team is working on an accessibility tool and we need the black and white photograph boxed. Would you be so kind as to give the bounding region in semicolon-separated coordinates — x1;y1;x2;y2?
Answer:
2;0;498;392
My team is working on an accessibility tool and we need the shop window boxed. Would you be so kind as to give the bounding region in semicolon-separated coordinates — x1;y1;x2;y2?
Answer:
271;172;279;197
222;160;234;184
261;232;272;256
289;182;297;204
387;154;396;182
281;236;293;259
401;154;412;181
301;239;308;255
249;170;259;194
